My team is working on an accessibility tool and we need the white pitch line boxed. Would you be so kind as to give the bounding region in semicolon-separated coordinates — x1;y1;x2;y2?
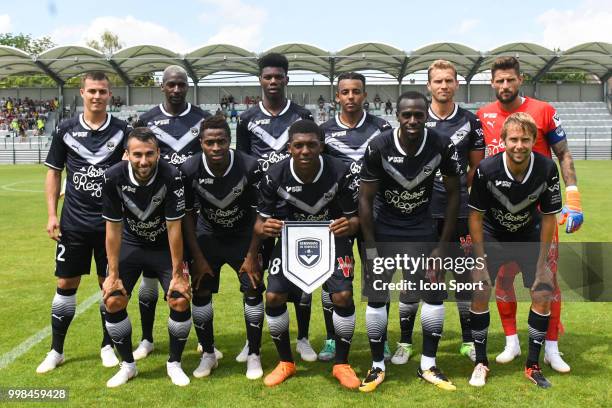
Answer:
0;291;100;370
0;181;44;193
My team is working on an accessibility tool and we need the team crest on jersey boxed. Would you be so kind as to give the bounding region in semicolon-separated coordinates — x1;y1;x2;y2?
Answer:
324;191;335;201
232;185;244;196
528;194;538;202
106;141;116;151
191;127;199;136
152;196;162;206
297;238;321;268
423;165;433;176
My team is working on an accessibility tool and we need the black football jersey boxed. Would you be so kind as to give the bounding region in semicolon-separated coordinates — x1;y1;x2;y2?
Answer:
361;128;463;237
426;104;485;218
468;152;562;236
181;150;261;235
45;114;129;232
258;155;358;222
236;100;314;171
321;112;391;177
140;103;211;167
102;160;185;247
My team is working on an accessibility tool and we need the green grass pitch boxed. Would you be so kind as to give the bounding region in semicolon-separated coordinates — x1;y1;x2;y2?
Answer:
0;161;610;407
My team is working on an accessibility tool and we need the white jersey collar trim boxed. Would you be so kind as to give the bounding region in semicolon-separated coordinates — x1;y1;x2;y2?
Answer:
335;111;366;129
128;161;159;187
503;151;534;184
290;155;324;184
259;99;291;117
394;127;427;157
428;103;458;121
159;102;191;117
79;113;111;132
202;149;234;178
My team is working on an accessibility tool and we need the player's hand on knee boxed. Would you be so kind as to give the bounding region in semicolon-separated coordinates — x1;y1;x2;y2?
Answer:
191;257;214;291
261;218;283;238
532;262;554;297
169;274;192;303
47;215;60;241
239;255;262;290
102;276;126;302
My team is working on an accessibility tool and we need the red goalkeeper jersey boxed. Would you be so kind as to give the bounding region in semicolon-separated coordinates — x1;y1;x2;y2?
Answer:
477;97;567;159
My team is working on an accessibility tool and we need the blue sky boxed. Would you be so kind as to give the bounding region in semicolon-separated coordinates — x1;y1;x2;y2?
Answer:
0;0;610;52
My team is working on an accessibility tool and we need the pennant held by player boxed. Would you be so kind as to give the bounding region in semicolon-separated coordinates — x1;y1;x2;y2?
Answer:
282;221;335;294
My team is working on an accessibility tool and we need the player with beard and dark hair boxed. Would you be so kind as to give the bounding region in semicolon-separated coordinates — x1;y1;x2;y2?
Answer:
101;128;192;387
319;72;391;362
358;91;462;392
181;115;265;380
235;53;317;363
37;72;129;374
477;56;581;373
134;65;214;361
240;119;361;388
467;112;562;388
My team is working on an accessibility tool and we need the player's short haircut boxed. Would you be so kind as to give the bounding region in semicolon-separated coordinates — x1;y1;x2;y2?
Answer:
127;127;159;148
396;91;429;111
427;59;457;82
258;53;289;75
200;114;231;140
80;71;111;88
288;119;323;142
491;56;521;78
501;112;537;141
162;65;188;84
337;72;366;88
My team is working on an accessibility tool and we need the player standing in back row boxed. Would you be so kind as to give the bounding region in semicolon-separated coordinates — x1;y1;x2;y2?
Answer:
37;72;129;374
319;72;391;362
134;65;212;361
236;53;317;363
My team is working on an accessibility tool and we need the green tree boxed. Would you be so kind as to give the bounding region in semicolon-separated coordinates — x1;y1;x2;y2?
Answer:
86;30;123;54
0;33;55;55
0;33;57;87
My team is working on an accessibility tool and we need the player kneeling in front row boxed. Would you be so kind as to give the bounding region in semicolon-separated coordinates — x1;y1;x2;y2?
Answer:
181;115;265;380
467;112;562;388
101;128;193;387
241;120;361;388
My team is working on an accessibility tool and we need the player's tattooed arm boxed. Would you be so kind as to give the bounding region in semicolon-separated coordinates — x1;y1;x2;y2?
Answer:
45;168;62;241
103;220;126;300
551;139;577;187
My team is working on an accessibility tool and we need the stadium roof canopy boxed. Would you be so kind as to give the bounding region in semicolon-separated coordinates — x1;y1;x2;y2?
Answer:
0;41;610;85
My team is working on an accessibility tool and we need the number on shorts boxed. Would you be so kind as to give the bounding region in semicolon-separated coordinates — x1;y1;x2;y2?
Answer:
56;244;66;262
269;258;281;275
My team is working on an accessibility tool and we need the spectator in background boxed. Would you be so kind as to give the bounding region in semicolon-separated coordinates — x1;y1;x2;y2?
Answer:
373;94;382;110
230;106;238;123
363;99;370;112
385;99;393;115
221;95;228;110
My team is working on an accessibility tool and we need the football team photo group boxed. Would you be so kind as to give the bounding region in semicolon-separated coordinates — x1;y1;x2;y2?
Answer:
34;51;586;395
